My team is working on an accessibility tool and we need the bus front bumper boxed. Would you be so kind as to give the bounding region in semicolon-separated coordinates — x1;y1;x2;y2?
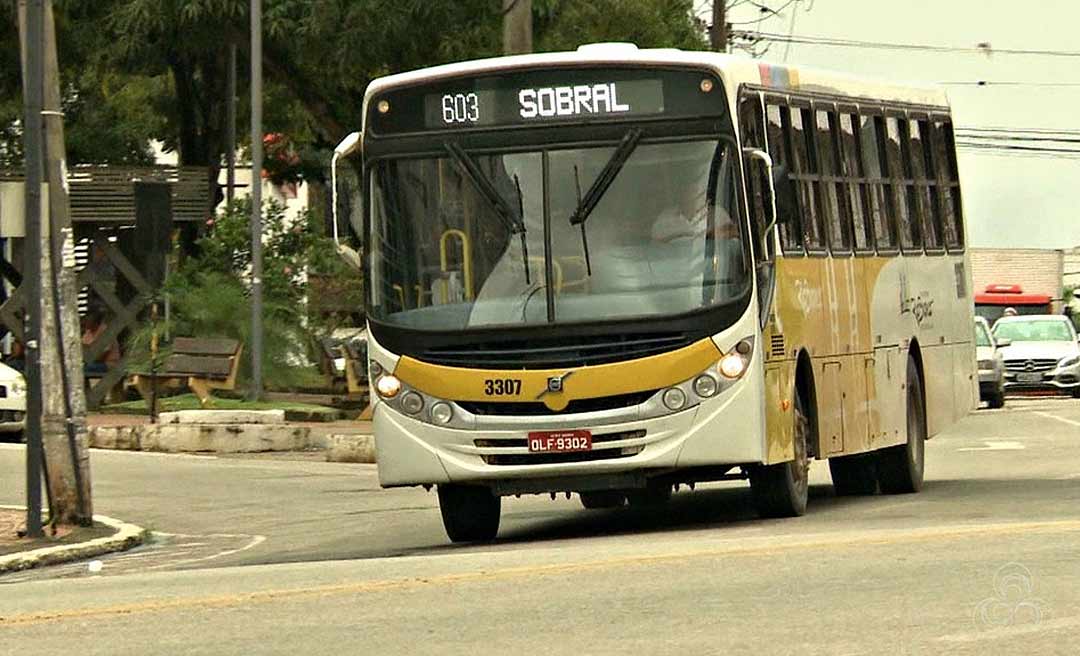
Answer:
373;380;766;490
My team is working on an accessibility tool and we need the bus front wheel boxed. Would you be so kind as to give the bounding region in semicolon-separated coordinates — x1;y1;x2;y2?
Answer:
877;357;926;494
437;484;501;543
749;391;810;518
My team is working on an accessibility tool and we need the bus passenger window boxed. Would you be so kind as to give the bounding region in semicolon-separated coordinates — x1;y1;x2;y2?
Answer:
933;121;964;250
885;116;919;251
860;115;896;251
766;103;803;253
790;107;825;251
839;113;873;252
816;109;850;253
910;120;942;251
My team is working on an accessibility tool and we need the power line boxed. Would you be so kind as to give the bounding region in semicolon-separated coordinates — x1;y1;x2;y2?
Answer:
942;81;1080;87
958;126;1080;135
733;31;1080;58
955;133;1080;144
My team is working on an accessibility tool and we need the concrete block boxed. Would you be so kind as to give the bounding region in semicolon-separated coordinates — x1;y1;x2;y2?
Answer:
159;410;286;425
326;434;376;463
89;423;310;453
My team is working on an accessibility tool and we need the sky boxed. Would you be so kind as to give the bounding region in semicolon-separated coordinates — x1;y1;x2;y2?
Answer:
707;0;1080;250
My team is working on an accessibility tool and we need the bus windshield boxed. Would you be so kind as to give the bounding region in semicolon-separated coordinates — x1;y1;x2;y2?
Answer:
368;138;748;330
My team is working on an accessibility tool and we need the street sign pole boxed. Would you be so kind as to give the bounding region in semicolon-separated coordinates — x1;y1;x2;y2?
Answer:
21;0;45;539
249;0;263;400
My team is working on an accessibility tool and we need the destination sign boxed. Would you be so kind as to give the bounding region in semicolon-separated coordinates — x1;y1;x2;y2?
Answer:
423;80;663;128
369;68;724;135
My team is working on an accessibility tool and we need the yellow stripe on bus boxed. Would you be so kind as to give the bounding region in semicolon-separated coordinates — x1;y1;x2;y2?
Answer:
394;338;722;411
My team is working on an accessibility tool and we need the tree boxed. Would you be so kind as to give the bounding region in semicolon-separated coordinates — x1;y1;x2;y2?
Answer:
0;1;160;166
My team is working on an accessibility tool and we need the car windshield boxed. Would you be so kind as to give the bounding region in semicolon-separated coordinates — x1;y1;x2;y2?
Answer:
974;321;992;347
368;138;748;330
992;319;1075;342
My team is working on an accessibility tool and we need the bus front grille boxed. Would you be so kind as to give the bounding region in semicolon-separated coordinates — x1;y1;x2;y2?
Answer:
421;332;693;369
458;390;658;416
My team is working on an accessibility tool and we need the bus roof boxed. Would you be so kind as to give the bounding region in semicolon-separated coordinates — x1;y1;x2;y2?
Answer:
363;44;949;116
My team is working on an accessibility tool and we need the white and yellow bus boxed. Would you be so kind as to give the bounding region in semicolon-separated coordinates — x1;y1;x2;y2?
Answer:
333;44;978;542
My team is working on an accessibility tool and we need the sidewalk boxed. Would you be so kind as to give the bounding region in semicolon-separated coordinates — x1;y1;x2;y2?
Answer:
0;507;146;575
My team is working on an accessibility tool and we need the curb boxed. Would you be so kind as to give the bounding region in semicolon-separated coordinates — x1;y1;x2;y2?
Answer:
325;434;376;463
0;507;148;575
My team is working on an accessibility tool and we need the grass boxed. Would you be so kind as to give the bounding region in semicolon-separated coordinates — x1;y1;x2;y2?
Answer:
100;393;341;419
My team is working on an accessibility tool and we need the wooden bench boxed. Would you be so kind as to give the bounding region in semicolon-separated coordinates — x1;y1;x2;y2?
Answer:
128;337;243;409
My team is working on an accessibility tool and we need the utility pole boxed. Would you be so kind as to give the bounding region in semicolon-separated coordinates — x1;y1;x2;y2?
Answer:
18;0;44;539
711;0;728;52
502;0;532;55
249;0;263;400
18;0;92;527
41;0;92;525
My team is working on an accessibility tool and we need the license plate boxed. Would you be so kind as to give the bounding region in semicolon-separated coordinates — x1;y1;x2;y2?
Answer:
527;430;592;453
1016;372;1043;383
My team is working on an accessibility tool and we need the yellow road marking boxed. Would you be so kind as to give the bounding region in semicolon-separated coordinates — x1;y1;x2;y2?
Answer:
4;518;1080;627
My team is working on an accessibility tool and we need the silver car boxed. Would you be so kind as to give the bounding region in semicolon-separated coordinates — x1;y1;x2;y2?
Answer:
975;317;1006;408
992;315;1080;398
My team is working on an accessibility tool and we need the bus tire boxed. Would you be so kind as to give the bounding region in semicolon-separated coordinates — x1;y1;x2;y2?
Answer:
828;454;878;496
580;491;626;509
877;357;926;494
749;390;810;518
987;388;1006;409
437;484;501;543
1071;386;1080;399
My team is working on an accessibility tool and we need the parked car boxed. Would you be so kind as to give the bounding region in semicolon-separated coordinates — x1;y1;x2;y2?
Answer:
975;317;1006;408
0;361;26;441
992;315;1080;398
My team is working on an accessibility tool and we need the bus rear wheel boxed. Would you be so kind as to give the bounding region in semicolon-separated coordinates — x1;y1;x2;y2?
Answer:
877;357;926;494
437;484;501;543
749;391;810;518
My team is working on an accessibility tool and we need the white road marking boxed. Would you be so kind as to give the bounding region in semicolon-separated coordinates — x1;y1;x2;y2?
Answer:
957;441;1026;452
1033;411;1080;429
141;532;267;570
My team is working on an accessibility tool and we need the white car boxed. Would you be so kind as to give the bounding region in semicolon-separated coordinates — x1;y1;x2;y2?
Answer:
992;315;1080;398
0;361;27;440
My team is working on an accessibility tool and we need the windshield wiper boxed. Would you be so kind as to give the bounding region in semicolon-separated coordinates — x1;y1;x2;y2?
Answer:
443;141;531;284
568;128;643;276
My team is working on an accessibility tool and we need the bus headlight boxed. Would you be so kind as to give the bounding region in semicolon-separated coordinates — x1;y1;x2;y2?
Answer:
375;375;402;399
369;360;384;379
662;387;688;411
430;402;454;425
693;374;719;398
400;391;424;414
719;352;747;379
1059;355;1080;369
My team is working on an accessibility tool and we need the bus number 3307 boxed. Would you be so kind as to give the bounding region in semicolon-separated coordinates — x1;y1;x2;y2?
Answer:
484;378;522;396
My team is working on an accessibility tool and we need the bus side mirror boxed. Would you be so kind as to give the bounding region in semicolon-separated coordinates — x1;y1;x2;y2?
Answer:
332;131;363;271
995;337;1011;348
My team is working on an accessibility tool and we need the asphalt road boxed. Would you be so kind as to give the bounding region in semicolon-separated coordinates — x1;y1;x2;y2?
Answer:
2;397;1079;654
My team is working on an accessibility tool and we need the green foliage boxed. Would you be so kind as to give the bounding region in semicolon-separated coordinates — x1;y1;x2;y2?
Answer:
4;0;708;173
